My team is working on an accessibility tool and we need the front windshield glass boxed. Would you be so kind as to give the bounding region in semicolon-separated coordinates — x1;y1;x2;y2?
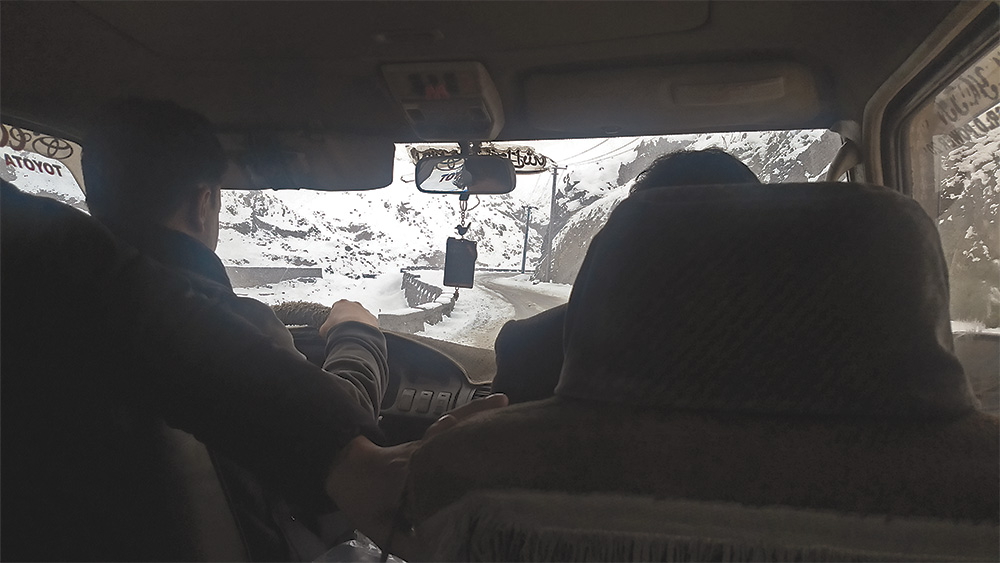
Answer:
216;130;841;348
1;124;86;211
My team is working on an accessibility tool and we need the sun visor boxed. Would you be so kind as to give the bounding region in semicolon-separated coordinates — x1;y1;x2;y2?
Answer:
525;62;825;135
218;132;394;191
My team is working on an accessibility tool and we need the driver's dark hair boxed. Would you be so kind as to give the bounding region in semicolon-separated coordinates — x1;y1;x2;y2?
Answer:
631;148;760;193
83;98;226;230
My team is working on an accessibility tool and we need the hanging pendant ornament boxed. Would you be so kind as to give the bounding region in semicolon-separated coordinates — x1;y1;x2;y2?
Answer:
444;192;479;289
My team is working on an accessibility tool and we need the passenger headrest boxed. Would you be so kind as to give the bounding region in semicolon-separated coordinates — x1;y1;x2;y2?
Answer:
556;183;978;419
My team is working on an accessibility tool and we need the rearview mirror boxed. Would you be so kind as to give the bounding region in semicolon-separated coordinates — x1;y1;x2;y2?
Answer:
415;155;516;195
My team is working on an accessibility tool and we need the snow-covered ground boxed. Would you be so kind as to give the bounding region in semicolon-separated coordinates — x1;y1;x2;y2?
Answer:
952;320;1000;335
234;272;407;316
414;270;514;347
231;267;571;348
413;270;570;348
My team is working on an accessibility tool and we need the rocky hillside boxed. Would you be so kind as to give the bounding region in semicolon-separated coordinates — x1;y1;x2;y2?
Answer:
935;126;999;326
547;130;842;283
216;131;842;285
217;157;548;278
11;125;994;326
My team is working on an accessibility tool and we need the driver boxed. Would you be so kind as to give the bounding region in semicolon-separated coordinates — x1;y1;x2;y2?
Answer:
81;98;387;560
1;178;509;561
83;98;386;418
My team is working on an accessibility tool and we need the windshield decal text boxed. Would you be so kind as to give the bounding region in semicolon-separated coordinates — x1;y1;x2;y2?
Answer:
935;51;1000;130
923;101;1000;156
408;144;550;172
3;152;66;177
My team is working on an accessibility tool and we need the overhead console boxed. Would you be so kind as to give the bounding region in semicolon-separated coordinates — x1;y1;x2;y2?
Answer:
382;61;505;141
525;61;827;136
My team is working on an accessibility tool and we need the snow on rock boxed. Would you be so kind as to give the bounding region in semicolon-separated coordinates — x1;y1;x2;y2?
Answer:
9;132;847;315
546;130;842;283
234;272;407;315
215;130;843;289
217;146;550;278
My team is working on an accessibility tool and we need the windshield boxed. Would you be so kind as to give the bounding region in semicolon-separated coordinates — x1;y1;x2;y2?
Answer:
1;124;86;211
3;125;841;348
216;129;841;348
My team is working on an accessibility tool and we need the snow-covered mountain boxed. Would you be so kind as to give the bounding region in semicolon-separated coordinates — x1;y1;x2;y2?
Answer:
216;130;843;285
8;125;996;328
547;130;843;282
3;131;843;284
217;152;548;277
935;126;1000;326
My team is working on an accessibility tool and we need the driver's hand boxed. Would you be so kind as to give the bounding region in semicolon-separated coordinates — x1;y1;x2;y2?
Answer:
324;393;508;550
320;299;378;337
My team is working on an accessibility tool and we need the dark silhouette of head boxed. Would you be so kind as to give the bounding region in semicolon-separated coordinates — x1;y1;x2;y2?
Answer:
631;148;760;193
83;98;227;240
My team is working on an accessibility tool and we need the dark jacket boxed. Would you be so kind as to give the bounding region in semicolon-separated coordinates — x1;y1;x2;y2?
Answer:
0;182;380;561
112;224;388;560
116;224;387;419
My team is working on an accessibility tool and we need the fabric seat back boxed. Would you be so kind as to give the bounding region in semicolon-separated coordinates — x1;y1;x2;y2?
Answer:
405;182;998;561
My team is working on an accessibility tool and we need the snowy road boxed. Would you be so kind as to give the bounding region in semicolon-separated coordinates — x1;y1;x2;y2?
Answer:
417;272;571;349
478;273;570;320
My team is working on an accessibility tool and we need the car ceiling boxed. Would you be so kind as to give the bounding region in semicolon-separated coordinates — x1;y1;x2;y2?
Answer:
2;0;959;144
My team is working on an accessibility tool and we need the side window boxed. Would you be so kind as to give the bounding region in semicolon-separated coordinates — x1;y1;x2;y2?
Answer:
901;43;999;331
1;123;88;212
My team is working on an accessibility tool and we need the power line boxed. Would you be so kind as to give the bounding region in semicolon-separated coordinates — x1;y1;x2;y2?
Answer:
554;138;613;164
563;137;642;167
562;138;642;167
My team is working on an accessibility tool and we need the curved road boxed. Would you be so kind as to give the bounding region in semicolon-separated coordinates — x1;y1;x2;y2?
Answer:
478;273;569;320
439;273;569;349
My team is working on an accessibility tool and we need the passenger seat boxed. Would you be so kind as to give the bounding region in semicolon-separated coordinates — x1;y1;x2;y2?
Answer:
403;182;999;561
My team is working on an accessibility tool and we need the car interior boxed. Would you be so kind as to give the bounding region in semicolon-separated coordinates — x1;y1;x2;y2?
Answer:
1;1;998;561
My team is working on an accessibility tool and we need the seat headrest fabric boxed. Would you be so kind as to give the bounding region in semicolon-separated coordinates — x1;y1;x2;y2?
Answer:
555;183;977;419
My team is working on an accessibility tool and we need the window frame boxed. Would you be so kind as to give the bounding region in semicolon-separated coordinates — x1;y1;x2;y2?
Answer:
882;6;1000;195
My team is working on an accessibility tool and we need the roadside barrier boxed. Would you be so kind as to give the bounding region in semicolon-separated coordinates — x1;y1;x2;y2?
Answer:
273;268;516;335
377;296;456;333
401;271;443;307
378;271;457;333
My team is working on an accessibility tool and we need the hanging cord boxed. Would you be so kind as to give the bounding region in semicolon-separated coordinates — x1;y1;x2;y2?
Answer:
456;194;479;237
457;193;469;236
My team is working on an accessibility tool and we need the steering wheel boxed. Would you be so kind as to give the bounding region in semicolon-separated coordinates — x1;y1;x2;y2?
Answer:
287;326;493;444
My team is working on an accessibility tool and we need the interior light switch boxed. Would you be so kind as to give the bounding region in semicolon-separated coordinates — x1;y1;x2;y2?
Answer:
432;392;452;416
397;388;416;412
415;390;434;413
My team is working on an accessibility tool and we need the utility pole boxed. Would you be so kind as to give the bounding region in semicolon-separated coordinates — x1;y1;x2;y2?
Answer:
542;165;565;282
520;206;535;274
